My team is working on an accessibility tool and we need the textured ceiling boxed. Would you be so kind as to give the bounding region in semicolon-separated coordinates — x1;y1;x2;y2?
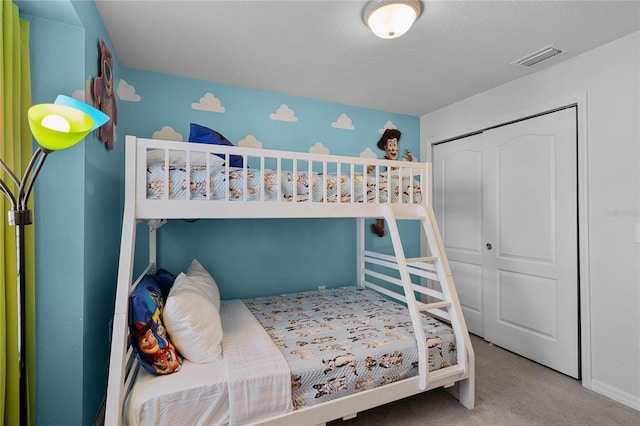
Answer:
95;0;640;116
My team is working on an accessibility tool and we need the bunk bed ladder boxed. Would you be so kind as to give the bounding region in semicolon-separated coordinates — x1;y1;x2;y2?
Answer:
383;205;475;407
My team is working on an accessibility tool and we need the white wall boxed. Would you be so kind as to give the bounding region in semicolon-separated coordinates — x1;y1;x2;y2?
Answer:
421;32;640;410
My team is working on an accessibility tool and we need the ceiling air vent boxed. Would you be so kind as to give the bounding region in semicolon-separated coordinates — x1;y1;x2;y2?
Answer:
512;44;563;68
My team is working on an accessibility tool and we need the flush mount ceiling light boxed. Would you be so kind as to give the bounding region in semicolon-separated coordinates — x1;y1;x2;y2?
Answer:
364;0;422;39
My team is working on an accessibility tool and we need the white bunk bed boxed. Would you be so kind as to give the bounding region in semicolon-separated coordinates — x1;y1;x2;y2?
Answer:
105;135;475;425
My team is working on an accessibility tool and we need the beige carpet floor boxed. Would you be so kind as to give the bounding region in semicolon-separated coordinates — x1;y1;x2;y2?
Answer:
328;335;640;426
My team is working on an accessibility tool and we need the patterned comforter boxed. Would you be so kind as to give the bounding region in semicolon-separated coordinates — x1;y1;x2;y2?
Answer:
243;287;457;409
147;163;422;204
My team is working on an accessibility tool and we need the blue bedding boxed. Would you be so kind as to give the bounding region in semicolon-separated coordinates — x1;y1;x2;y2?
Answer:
146;163;422;204
242;287;457;409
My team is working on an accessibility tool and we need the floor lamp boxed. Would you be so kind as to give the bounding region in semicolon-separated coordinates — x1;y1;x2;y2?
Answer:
0;95;109;426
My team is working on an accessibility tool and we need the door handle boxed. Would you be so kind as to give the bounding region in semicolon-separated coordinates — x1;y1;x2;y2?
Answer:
486;243;493;250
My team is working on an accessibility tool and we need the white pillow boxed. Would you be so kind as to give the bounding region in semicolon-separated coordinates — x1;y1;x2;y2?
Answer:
147;149;226;166
186;259;221;310
163;273;223;364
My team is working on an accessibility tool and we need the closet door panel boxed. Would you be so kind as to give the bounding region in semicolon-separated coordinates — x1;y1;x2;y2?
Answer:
483;107;578;378
497;270;557;338
497;136;555;262
442;150;483;252
433;134;484;336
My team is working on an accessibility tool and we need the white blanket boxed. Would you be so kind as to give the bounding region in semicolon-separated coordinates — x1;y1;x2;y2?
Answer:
124;300;291;426
221;300;293;425
124;355;229;425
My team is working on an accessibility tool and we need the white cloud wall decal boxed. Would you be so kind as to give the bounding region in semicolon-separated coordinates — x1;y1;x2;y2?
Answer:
153;126;183;141
360;147;378;159
192;92;225;112
331;113;355;130
238;135;263;149
309;142;329;155
270;104;298;122
379;120;397;133
118;79;141;102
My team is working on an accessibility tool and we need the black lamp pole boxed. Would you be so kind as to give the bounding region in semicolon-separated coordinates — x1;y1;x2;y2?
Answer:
1;147;49;426
2;94;109;426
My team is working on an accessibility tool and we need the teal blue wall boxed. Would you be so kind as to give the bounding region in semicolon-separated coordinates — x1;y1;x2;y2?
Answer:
119;68;420;158
71;2;125;425
18;1;123;424
118;68;421;298
18;1;420;424
26;12;86;426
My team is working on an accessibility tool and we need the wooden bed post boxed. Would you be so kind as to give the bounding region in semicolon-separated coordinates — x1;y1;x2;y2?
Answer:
421;204;475;407
357;217;365;288
149;225;156;267
105;136;138;425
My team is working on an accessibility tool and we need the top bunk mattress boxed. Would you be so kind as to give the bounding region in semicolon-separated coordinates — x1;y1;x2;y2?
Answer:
146;162;423;204
136;137;427;208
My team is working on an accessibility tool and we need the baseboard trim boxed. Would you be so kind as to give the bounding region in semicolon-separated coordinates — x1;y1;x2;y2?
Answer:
590;379;640;411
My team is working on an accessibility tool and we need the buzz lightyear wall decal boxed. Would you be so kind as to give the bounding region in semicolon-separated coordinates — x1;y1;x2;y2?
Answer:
371;129;415;237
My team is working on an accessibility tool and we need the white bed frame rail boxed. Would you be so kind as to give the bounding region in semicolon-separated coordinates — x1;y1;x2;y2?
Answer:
132;136;429;219
105;136;474;425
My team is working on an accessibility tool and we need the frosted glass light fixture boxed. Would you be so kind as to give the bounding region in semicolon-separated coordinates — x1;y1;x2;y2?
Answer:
364;0;422;39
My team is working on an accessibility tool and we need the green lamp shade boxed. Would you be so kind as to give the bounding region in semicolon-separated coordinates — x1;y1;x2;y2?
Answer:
28;104;94;151
54;95;110;131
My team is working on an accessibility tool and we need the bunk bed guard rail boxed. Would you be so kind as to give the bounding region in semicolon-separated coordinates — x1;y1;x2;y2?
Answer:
134;136;431;219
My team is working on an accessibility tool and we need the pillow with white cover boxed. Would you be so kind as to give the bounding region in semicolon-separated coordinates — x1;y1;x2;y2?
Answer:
147;149;226;167
162;272;223;363
186;259;221;310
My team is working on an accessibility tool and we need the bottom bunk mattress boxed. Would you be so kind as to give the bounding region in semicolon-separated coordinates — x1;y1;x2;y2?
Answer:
125;286;457;425
243;286;457;410
125;299;292;426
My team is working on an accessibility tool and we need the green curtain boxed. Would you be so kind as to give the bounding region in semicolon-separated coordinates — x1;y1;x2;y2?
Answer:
1;2;34;425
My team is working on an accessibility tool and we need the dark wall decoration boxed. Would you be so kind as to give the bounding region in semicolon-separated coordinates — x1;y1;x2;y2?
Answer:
93;39;118;149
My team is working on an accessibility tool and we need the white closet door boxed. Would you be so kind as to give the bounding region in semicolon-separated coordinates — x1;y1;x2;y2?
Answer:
483;107;578;378
432;107;579;378
433;133;485;336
